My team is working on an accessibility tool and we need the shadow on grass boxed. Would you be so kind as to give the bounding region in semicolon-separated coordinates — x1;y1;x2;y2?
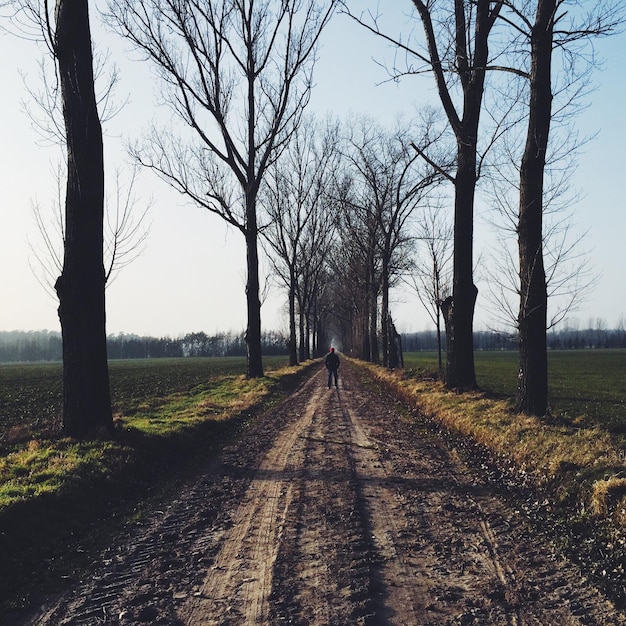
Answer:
0;362;317;619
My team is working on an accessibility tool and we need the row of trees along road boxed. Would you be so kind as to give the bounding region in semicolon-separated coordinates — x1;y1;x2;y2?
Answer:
4;0;338;436
3;0;114;437
103;0;337;379
4;0;624;436
347;1;623;416
327;114;450;368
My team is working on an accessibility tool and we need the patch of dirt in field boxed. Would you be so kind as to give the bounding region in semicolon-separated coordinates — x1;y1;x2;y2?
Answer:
9;363;626;625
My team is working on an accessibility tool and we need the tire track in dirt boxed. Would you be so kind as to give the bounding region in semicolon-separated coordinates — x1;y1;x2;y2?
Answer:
19;372;321;626
342;393;436;623
340;373;525;624
267;376;374;624
342;364;625;625
179;383;324;625
16;360;626;625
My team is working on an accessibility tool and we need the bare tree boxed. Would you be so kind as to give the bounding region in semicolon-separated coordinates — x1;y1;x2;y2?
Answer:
331;151;382;362
516;0;622;415
55;0;112;436
342;119;397;365
407;201;453;377
486;0;624;415
104;0;336;378
29;162;151;297
411;0;505;389
517;0;560;416
325;228;370;358
4;0;153;435
309;265;334;356
337;114;446;367
261;116;337;366
4;0;113;435
296;181;336;360
343;1;504;387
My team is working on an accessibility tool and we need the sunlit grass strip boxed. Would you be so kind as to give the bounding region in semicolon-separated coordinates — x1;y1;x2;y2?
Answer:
354;360;626;525
404;350;626;432
591;477;626;523
0;364;302;512
118;373;282;436
0;439;131;509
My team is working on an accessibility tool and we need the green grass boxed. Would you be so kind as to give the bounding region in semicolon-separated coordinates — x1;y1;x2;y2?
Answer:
0;355;304;613
404;349;626;433
0;439;130;506
0;356;291;508
0;356;288;450
547;351;626;432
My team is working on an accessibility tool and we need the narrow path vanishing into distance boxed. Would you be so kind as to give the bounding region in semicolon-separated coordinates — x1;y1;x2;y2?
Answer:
20;362;626;625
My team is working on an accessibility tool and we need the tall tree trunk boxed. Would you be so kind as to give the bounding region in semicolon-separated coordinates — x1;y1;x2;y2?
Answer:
436;303;443;378
311;302;318;357
446;139;478;388
413;0;501;391
314;316;321;358
288;272;298;366
244;191;264;378
369;262;380;364
305;314;311;360
381;254;390;368
362;283;371;361
246;217;263;378
517;0;553;415
54;0;112;437
298;294;306;363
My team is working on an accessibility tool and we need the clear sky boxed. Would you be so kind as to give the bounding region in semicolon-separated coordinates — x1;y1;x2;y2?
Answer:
0;3;624;338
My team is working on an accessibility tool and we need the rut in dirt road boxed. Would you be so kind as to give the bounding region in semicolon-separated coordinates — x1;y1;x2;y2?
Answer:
21;362;626;625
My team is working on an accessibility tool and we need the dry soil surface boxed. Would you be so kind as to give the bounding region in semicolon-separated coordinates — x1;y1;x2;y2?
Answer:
19;362;626;625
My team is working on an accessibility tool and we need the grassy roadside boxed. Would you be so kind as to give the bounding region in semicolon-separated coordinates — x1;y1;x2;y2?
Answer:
350;355;626;606
353;359;626;522
3;351;625;613
0;359;316;615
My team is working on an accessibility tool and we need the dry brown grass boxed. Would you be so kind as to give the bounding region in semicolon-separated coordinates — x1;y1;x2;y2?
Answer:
355;361;626;526
592;477;626;525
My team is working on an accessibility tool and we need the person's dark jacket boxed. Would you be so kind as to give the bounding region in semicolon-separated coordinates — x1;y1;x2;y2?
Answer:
325;350;340;372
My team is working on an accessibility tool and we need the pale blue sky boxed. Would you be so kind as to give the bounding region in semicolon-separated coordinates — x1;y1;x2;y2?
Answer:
0;3;624;337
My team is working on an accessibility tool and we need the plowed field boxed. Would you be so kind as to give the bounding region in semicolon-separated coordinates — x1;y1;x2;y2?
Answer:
20;362;626;625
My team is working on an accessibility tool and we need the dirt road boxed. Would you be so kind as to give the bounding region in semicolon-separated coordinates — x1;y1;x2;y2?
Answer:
22;362;626;625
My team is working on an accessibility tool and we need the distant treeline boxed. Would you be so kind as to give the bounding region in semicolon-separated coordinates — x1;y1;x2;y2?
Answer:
1;326;626;363
404;327;626;352
0;330;289;363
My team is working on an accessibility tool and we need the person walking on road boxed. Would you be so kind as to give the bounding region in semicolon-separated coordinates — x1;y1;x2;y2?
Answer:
325;347;340;389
